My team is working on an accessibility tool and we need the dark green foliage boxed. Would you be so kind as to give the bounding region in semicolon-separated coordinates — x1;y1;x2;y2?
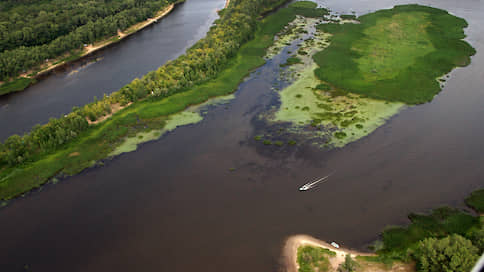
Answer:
334;131;347;139
0;0;178;81
340;14;357;20
263;140;272;145
289;1;329;18
340;254;358;272
0;77;34;95
378;207;480;259
414;234;479;272
313;4;475;104
465;189;484;213
274;141;284;146
315;83;331;91
297;246;335;272
280;56;302;67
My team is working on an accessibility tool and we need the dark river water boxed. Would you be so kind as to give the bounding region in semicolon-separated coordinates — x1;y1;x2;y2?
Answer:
0;0;223;141
1;0;484;271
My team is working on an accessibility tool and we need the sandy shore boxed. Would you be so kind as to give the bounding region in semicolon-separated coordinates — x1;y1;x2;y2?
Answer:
281;235;414;272
281;235;375;272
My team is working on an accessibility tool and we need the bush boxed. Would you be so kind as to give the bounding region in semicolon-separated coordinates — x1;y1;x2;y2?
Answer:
413;234;479;272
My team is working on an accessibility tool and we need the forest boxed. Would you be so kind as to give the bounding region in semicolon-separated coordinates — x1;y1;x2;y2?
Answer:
0;0;288;170
0;0;177;81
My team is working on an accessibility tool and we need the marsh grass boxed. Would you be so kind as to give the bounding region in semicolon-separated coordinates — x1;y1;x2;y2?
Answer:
314;4;475;104
0;77;34;95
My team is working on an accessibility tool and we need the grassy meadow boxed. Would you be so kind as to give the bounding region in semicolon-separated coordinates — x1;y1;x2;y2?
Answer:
314;4;476;104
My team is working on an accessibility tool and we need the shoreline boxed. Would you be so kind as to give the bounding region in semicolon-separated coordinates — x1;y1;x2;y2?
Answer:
281;235;375;272
0;2;179;96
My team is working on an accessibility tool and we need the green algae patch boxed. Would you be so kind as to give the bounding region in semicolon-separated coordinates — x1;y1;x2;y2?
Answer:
314;4;476;104
110;111;202;156
108;93;235;157
273;63;403;147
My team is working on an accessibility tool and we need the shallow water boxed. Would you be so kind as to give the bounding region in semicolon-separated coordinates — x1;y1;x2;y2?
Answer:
0;0;223;141
1;0;484;271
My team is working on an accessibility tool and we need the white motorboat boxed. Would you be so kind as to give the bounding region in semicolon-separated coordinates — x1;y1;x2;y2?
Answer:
298;174;331;191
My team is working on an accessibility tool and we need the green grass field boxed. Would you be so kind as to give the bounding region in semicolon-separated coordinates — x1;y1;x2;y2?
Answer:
314;4;475;104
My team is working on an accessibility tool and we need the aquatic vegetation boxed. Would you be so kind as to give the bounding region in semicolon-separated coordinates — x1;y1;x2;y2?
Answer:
110;111;203;156
314;5;476;104
272;62;403;147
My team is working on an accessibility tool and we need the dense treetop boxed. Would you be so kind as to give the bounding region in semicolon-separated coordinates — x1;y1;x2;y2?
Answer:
0;0;177;80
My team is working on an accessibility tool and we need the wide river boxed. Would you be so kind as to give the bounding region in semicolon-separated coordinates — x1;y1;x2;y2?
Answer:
1;0;483;271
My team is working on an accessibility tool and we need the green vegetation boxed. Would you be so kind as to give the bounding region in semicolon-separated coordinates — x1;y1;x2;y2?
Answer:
340;254;358;272
289;1;329;18
340;14;357;20
414;234;479;272
0;0;327;200
297;246;335;272
0;77;34;95
0;0;179;82
465;188;484;213
280;56;303;67
296;189;484;272
314;4;475;104
373;189;484;271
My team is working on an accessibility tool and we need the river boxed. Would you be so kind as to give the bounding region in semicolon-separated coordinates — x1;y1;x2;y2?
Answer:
0;0;223;141
1;0;483;271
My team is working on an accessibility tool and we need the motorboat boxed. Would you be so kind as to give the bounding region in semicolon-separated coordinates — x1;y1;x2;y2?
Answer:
298;174;331;191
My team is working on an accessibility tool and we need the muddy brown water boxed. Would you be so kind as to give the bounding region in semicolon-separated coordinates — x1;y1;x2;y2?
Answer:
1;0;484;271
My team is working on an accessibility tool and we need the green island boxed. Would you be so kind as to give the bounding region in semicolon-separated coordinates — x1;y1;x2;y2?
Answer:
291;188;484;272
261;2;475;148
0;1;332;201
0;0;180;96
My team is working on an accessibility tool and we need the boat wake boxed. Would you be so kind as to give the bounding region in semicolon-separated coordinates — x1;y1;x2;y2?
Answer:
299;173;334;191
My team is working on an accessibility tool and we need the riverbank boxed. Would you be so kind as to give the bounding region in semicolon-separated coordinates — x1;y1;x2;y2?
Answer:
282;235;376;272
0;2;179;96
283;190;484;272
0;0;303;201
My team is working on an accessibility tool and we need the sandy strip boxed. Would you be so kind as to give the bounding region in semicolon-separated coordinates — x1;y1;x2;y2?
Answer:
225;0;230;9
281;234;375;272
84;3;175;55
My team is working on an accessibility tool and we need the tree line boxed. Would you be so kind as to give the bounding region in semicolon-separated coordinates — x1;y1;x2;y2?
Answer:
0;0;287;166
0;0;176;80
